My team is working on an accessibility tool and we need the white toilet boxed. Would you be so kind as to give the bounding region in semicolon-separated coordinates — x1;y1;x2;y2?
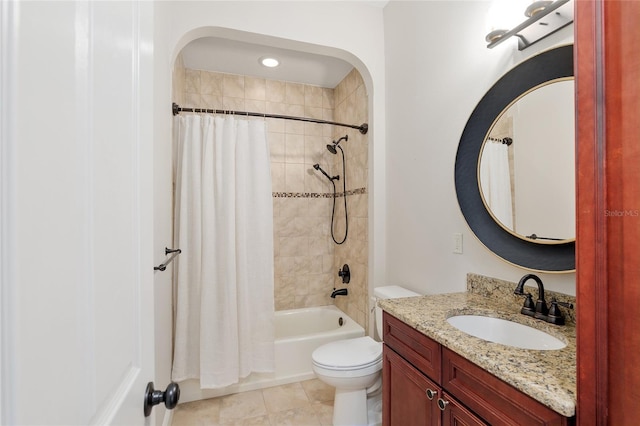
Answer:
311;285;420;426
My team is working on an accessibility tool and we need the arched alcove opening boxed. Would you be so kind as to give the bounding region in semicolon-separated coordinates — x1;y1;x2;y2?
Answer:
168;27;373;403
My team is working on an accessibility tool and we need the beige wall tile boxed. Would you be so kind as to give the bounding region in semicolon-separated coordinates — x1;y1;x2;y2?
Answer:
223;74;245;98
201;94;222;109
222;96;245;111
305;106;323;120
271;163;285;192
322;88;334;109
266;116;285;133
285;104;305;134
268;132;285;163
305;122;324;137
266;79;286;103
245;76;266;100
275;293;295;311
285;82;305;105
200;71;223;96
279;236;309;257
285;163;305;192
185;68;201;93
305;85;323;108
184;92;201;108
285;133;305;164
245;99;266;114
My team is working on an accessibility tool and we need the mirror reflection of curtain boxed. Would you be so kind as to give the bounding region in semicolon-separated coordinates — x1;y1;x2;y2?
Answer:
480;142;513;229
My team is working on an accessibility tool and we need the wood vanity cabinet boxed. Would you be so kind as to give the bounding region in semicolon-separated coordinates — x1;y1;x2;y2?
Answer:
382;312;574;426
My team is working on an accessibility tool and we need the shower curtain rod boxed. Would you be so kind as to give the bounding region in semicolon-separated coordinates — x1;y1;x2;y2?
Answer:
172;102;368;134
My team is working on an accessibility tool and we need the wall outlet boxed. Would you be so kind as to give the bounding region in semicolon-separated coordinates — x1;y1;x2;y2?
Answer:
453;233;463;254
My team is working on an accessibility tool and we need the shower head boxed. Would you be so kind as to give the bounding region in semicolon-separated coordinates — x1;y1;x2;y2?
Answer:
327;135;348;154
313;163;339;181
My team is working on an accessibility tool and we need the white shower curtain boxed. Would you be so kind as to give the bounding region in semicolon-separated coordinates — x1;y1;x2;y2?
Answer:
171;114;275;388
480;142;513;229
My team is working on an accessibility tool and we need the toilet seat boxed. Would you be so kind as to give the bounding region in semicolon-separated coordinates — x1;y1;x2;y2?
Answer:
312;336;382;373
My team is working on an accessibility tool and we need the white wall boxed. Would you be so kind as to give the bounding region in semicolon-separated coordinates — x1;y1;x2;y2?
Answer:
153;0;386;411
384;1;575;296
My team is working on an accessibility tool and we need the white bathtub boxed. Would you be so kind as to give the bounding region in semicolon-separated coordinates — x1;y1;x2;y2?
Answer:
179;305;365;403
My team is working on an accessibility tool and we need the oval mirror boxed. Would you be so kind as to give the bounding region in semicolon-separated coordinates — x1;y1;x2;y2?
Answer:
479;79;575;243
455;45;575;272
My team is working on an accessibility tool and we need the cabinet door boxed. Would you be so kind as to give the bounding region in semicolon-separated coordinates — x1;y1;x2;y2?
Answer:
383;345;441;426
439;392;487;426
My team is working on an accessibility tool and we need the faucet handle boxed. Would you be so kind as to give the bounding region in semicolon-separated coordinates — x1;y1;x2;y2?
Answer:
519;293;536;317
547;298;572;325
555;300;574;309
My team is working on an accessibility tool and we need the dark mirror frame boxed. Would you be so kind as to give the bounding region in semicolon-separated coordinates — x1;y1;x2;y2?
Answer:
455;44;575;272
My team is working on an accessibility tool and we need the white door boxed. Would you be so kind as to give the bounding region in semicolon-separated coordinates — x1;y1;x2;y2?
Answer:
1;1;157;424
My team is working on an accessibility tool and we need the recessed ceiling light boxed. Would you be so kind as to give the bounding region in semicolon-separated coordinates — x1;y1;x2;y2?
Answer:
259;56;280;68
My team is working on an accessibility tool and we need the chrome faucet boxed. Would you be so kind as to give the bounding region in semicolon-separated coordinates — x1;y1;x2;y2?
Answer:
514;274;573;325
331;288;348;298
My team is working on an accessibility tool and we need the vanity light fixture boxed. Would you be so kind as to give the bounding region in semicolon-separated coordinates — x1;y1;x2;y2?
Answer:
486;0;573;50
259;56;280;68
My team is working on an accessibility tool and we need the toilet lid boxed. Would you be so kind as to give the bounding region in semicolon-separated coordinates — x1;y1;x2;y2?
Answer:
312;336;382;370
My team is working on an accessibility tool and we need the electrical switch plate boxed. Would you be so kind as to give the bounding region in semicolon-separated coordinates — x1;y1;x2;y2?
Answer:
453;233;463;254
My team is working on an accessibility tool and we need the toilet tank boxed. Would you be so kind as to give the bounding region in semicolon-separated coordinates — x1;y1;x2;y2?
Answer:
373;286;420;340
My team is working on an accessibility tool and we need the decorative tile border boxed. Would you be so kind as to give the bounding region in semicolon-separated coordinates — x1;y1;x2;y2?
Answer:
273;187;367;199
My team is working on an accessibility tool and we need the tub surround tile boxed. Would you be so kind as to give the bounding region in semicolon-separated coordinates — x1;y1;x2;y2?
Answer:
304;122;324;136
222;97;245;112
378;279;576;418
266;80;285;103
322;88;334;109
245;99;267;114
201;71;223;96
245;77;266;101
185;69;201;93
285;82;305;105
223;74;245;98
304;85;323;108
179;66;368;326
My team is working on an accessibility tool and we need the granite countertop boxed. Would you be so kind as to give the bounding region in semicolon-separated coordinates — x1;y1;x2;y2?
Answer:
378;289;576;418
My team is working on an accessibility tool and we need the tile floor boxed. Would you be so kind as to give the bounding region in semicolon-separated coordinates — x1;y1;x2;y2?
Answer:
171;379;335;426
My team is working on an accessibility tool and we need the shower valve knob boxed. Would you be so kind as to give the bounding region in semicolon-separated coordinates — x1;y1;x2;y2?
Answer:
338;264;350;284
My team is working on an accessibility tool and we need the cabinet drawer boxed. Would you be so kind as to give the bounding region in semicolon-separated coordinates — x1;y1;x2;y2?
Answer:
383;312;441;383
442;348;573;426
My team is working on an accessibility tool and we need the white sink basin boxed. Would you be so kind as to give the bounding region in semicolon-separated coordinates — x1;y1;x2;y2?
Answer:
447;315;566;350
